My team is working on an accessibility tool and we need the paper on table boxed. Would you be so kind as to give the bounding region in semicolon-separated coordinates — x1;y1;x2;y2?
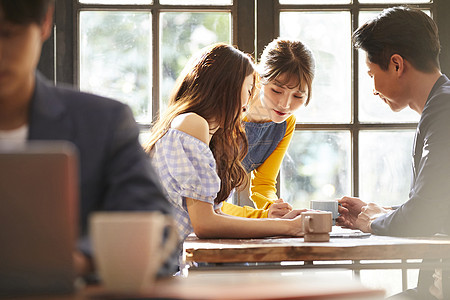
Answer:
330;226;371;238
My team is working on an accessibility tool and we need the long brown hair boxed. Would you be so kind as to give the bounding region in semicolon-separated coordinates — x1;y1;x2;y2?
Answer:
258;38;315;105
144;43;255;204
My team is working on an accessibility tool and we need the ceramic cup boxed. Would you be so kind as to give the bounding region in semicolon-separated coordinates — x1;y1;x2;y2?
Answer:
301;211;333;242
310;200;339;225
90;211;178;294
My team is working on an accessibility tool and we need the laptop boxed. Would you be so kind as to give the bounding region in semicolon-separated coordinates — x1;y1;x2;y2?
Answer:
0;141;79;296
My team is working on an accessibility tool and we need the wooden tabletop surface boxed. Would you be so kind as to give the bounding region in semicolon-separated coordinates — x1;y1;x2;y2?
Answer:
4;269;385;300
184;231;450;264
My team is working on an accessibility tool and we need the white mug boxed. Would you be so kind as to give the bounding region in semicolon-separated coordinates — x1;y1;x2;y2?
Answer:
90;211;178;294
310;200;339;225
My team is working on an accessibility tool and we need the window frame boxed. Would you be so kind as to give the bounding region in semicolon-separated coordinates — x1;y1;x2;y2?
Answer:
40;0;255;128
39;0;450;200
257;0;447;197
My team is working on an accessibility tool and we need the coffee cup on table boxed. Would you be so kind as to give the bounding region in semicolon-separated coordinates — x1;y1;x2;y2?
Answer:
90;211;178;294
301;211;333;242
310;200;339;225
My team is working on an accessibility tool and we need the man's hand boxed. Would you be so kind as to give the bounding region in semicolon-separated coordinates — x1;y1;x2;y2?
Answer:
336;197;389;233
73;250;93;277
355;203;390;233
268;198;293;218
336;196;367;229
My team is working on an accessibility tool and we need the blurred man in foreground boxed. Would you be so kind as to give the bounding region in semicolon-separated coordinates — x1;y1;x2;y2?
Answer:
0;0;175;279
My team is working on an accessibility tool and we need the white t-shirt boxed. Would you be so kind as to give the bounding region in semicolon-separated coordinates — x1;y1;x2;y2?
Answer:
0;125;28;150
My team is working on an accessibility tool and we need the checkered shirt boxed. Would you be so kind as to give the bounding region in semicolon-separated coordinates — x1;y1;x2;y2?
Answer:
150;128;222;241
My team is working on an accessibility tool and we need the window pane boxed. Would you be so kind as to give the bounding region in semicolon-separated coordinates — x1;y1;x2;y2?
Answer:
79;0;152;4
280;12;351;123
160;0;231;4
160;12;231;112
359;130;415;206
79;11;151;123
358;11;420;123
280;0;350;3
280;131;351;209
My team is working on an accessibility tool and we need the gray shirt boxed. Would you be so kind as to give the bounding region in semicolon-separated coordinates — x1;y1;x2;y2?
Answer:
372;75;450;237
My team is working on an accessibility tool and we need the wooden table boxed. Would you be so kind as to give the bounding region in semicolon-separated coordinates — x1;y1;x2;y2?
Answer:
183;230;450;291
3;269;385;300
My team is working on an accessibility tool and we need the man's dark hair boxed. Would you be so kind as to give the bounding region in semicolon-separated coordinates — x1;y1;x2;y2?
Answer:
0;0;55;25
353;6;440;72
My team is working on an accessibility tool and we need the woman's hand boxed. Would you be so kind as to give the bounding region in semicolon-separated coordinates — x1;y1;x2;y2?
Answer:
268;198;293;218
288;214;306;236
280;208;309;219
187;197;306;238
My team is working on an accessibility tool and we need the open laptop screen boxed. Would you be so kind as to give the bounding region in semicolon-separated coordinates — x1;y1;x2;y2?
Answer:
0;141;79;296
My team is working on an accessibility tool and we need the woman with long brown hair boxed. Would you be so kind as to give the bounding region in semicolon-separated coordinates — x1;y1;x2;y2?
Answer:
144;43;305;258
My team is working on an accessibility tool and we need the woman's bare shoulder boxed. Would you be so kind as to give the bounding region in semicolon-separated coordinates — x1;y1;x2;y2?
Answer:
171;113;210;144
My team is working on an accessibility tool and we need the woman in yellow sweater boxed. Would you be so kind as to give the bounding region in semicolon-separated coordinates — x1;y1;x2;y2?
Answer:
222;38;315;218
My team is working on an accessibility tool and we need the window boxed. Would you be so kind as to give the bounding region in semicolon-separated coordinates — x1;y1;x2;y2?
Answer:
42;0;449;210
79;10;153;123
76;1;235;126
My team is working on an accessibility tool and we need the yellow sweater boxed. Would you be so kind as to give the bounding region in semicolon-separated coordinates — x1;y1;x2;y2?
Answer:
222;115;296;218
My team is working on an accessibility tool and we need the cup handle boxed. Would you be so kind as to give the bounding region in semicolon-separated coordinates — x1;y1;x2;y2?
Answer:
304;215;314;233
157;216;179;265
